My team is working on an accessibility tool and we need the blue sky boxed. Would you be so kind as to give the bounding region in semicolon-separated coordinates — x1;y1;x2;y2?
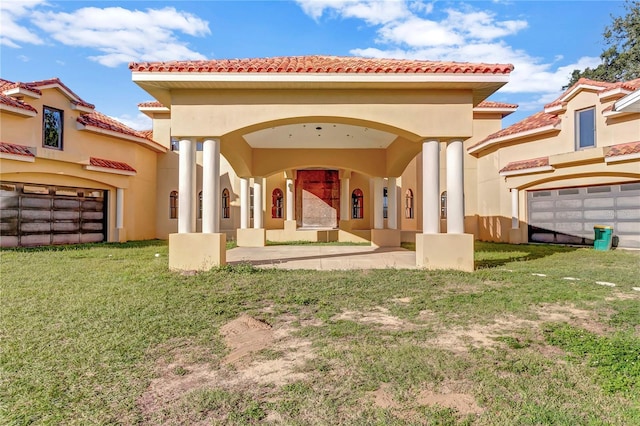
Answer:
1;0;625;130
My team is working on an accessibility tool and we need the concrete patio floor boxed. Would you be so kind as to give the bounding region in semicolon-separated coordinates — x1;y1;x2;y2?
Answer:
226;245;419;270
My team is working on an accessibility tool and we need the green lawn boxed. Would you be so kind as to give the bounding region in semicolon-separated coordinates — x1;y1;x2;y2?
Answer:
1;241;639;425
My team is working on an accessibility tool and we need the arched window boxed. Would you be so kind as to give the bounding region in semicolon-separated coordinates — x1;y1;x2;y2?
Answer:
169;191;178;219
383;187;388;219
440;191;447;219
272;188;284;218
222;188;230;219
198;191;203;219
405;189;414;219
352;189;364;219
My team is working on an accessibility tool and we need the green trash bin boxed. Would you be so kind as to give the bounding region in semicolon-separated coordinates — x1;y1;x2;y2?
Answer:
593;225;613;251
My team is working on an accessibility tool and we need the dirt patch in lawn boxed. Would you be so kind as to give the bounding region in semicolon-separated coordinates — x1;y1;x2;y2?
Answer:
332;306;414;330
138;314;314;423
368;380;483;418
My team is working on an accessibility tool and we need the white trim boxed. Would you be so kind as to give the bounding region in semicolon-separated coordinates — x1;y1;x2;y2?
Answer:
544;103;565;114
561;83;606;103
70;102;94;113
0;103;37;117
2;87;41;99
36;83;83;104
468;123;561;154
132;71;510;85
614;89;640;113
499;165;554;177
76;123;167;153
84;165;136;176
473;106;518;116
0;153;35;162
605;152;640;163
138;105;170;112
599;87;631;101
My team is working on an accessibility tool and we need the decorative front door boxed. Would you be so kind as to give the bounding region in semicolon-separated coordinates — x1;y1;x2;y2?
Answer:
296;170;340;228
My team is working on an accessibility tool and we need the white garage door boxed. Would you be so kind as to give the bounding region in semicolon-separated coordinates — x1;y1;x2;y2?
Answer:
0;182;107;247
528;182;640;249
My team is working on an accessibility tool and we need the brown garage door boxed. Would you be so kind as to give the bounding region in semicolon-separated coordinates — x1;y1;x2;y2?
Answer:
527;182;640;248
0;182;107;247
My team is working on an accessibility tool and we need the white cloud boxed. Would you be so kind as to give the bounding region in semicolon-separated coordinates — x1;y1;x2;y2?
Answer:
110;112;152;132
295;0;411;25
298;0;600;113
31;6;211;67
0;0;45;47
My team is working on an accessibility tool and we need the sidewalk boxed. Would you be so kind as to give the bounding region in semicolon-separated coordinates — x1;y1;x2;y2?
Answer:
226;245;419;270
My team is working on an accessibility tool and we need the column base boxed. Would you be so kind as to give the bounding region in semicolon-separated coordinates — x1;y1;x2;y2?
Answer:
509;228;524;244
114;227;127;243
169;233;226;272
416;233;474;272
371;229;401;248
237;228;266;247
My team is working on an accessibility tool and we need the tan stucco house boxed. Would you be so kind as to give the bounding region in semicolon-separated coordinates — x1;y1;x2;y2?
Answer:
2;56;639;271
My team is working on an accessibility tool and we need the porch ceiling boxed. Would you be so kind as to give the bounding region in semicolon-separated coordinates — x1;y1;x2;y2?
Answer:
243;122;397;149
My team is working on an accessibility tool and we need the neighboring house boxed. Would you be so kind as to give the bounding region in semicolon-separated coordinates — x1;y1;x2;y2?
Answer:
2;59;638;264
468;77;640;248
0;78;166;247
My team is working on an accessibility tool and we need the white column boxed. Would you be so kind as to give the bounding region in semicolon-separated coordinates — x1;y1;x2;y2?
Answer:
446;140;465;234
240;178;249;229
373;177;384;230
178;138;196;234
253;178;263;229
202;138;220;233
511;188;519;229
387;177;398;229
116;188;124;229
423;140;440;234
286;178;294;221
340;176;350;221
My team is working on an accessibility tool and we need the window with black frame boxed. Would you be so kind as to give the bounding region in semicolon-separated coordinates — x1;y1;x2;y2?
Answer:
43;106;63;149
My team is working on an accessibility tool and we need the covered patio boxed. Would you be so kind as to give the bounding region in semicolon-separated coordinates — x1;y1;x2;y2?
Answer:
130;56;513;272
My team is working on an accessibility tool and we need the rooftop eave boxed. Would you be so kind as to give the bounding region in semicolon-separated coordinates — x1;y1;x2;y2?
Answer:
132;71;511;85
70;102;95;114
613;90;640;113
599;87;632;101
467;122;562;155
84;164;136;176
605;152;640;164
561;83;606;103
76;123;168;153
544;103;566;114
0;152;36;162
138;105;171;118
0;104;37;117
3;87;41;99
499;165;555;177
472;106;518;117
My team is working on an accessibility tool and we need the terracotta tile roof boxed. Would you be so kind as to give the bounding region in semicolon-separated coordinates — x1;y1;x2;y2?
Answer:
544;77;640;109
89;157;136;172
138;101;165;108
27;78;94;109
476;101;518;109
130;55;514;75
470;111;561;150
0;79;43;96
0;93;37;114
0;141;35;157
139;129;153;139
499;157;550;173
78;111;147;139
605;141;640;158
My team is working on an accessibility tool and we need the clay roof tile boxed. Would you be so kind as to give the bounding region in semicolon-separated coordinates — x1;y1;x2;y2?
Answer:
129;55;514;75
